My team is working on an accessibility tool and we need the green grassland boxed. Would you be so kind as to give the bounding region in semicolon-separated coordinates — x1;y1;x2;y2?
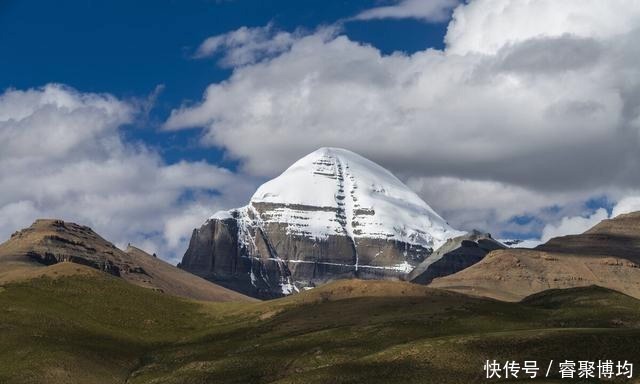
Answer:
1;273;640;384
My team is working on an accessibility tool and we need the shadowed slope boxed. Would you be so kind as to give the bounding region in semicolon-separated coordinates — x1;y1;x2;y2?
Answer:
408;231;505;284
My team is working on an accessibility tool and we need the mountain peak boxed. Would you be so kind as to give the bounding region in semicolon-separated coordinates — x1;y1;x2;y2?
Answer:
188;148;463;298
249;147;459;249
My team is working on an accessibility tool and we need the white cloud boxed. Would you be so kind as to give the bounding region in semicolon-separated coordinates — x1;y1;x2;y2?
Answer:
354;0;460;22
535;195;640;243
0;84;255;263
406;176;604;235
540;208;609;242
445;0;640;55
612;196;640;218
164;0;640;239
194;23;301;67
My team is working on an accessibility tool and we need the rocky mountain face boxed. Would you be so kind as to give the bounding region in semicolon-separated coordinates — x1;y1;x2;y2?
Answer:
0;219;253;302
408;231;505;284
180;147;462;299
430;211;640;301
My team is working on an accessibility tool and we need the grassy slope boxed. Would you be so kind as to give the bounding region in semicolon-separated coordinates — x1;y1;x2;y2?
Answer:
0;268;223;384
1;276;640;384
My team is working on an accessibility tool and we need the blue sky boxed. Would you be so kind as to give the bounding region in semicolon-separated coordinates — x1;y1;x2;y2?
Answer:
2;0;640;262
0;0;447;167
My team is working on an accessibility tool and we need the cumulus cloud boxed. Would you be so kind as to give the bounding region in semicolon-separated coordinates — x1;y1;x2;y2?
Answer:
0;84;255;263
353;0;460;22
165;0;640;238
445;0;640;55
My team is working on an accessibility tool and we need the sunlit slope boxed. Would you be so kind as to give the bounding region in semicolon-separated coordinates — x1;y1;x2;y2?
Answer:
431;212;640;301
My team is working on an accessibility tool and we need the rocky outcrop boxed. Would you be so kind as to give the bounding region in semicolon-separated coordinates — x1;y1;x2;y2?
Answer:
180;148;461;299
408;231;505;284
430;211;640;301
179;217;240;278
0;219;253;302
180;204;436;299
7;219;144;277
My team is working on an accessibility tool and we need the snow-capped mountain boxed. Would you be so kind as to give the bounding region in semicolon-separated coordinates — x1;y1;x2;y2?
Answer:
179;147;463;298
250;147;457;249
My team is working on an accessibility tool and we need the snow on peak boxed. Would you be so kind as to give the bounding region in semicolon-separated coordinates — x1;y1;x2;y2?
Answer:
249;147;461;249
209;210;233;220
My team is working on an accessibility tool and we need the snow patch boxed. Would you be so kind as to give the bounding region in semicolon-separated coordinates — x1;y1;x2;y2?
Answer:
209;210;233;220
242;256;417;272
249;269;257;286
280;277;299;295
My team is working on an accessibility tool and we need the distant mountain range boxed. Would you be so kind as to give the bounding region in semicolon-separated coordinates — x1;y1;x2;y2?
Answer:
2;148;639;304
